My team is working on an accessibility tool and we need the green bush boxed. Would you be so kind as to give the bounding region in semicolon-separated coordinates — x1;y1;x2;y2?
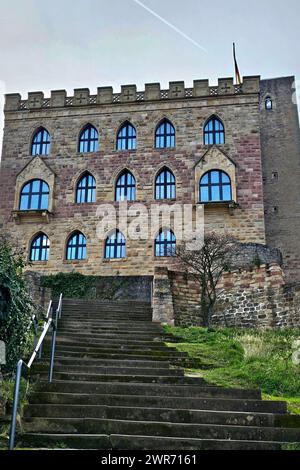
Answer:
0;238;35;373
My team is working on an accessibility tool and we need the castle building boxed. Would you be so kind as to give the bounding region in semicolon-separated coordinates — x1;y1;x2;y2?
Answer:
0;75;300;282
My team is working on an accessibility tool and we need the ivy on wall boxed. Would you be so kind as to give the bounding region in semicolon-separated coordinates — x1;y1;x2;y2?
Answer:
0;238;35;373
41;272;134;300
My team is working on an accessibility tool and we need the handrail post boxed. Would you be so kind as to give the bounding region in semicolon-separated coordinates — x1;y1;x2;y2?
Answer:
8;360;24;451
48;311;58;383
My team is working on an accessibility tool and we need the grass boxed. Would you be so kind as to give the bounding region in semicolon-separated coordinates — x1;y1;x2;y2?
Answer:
165;326;300;414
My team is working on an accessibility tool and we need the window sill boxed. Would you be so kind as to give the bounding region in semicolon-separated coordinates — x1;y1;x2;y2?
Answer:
30;261;48;266
103;258;128;263
198;200;238;214
12;210;53;224
63;259;87;264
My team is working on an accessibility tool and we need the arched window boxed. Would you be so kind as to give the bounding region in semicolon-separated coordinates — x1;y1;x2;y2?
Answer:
30;233;50;262
155;229;176;257
31;128;51;156
76;173;96;204
117;122;136;151
199;170;232;203
265;97;273;110
105;230;126;259
78;125;99;153
115;171;136;201
204;116;225;145
66;232;87;260
155;119;175;148
155;168;176;200
20;179;49;211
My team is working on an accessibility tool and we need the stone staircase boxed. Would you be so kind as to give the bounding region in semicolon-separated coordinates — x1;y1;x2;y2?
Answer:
18;299;300;450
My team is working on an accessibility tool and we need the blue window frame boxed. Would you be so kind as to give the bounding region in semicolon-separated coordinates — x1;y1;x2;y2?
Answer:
155;119;175;148
66;232;87;260
20;179;49;211
76;173;96;204
105;230;126;259
117;122;136;151
31;128;51;156
115;171;136;201
155;229;176;257
79;125;99;153
200;170;232;203
204;117;225;145
30;233;50;262
155;168;176;200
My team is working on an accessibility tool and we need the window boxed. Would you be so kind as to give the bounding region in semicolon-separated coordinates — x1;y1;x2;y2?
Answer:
155;168;176;200
199;170;232;203
115;171;136;201
79;125;99;153
155;119;175;148
20;179;49;211
31;128;51;156
117;122;136;151
66;232;87;260
155;229;176;257
265;97;273;110
105;230;126;259
30;233;50;262
76;173;96;204
204;116;225;145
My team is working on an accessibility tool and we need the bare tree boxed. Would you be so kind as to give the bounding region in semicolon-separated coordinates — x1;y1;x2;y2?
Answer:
176;232;238;327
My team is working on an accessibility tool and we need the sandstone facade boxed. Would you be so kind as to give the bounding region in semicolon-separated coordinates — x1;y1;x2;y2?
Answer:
0;75;299;283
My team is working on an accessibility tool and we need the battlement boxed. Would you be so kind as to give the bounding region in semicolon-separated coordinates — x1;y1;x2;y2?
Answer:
5;76;260;112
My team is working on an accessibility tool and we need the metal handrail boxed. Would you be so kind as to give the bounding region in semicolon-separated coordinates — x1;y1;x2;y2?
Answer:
8;294;63;451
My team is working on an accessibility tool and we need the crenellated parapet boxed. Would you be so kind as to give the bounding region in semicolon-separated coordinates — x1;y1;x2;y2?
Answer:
5;76;261;112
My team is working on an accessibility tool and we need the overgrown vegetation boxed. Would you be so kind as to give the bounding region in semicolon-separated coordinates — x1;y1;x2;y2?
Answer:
165;326;300;412
0;238;35;373
41;272;133;300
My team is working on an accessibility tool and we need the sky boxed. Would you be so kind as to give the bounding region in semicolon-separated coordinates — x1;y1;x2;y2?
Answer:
0;0;299;149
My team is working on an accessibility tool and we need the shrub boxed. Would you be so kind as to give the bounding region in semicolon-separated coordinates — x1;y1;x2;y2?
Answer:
0;238;35;373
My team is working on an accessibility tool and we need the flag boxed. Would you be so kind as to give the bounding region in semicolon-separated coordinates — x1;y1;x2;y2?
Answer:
233;43;242;85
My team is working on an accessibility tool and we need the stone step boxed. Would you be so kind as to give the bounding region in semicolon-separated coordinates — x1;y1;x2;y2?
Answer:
111;435;283;451
28;392;287;414
56;330;173;341
49;333;174;345
41;350;186;362
22;417;300;442
36;381;262;399
59;320;158;328
17;433;283;450
46;357;172;369
44;345;185;357
32;364;179;376
32;372;204;385
45;338;170;350
62;312;153;318
58;323;161;332
24;404;277;427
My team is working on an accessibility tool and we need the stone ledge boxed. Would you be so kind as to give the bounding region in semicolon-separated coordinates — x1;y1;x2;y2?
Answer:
4;76;261;111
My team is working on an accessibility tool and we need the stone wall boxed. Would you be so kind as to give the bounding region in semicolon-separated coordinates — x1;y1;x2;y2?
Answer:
260;77;300;282
24;271;51;310
153;264;300;328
